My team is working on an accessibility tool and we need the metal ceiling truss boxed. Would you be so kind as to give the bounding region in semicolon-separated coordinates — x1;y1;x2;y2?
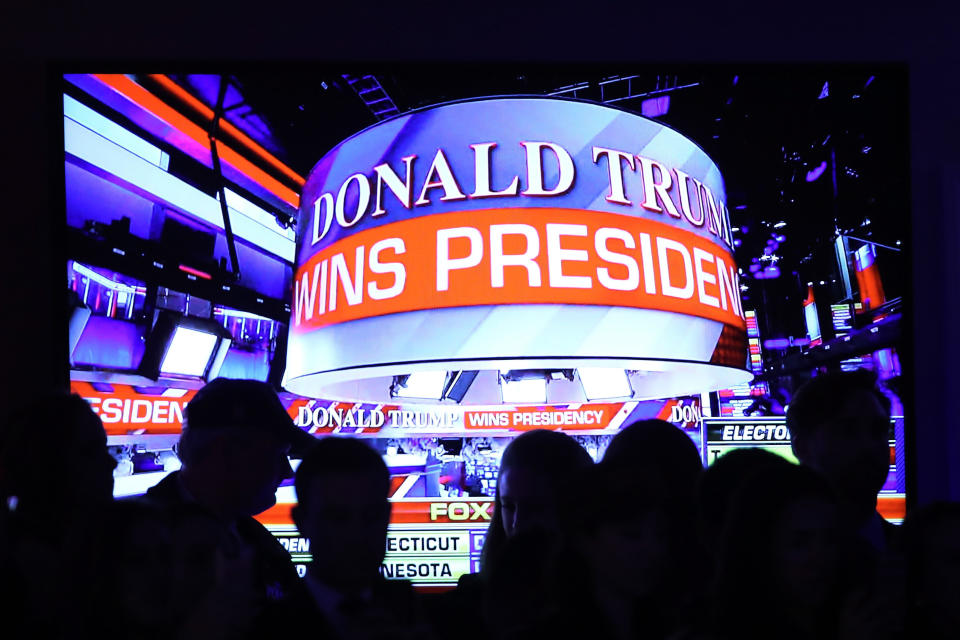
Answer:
342;74;401;120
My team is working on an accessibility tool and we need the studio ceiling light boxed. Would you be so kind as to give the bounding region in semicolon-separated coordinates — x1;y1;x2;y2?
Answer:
499;370;547;404
391;371;448;400
139;311;232;381
578;368;633;400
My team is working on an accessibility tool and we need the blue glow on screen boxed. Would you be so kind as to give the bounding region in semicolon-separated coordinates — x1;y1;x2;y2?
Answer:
217;348;271;381
72;316;147;370
806;160;828;182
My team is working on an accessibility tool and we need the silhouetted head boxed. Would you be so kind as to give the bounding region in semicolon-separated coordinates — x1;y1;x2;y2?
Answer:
1;392;115;528
546;420;706;609
602;419;704;503
903;501;960;638
570;462;676;600
481;430;593;572
713;463;842;636
699;448;793;557
177;378;311;518
293;437;390;592
787;369;891;523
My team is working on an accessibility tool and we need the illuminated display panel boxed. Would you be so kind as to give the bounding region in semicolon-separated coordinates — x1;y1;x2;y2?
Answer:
804;300;822;344
61;73;910;594
831;303;854;335
717;309;768;417
286;97;750;403
60;87;739;587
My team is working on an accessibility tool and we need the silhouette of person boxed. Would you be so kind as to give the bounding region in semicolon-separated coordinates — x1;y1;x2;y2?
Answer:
260;436;428;640
602;418;704;504
712;461;904;640
787;369;897;551
902;501;960;639
1;391;116;524
1;392;117;638
139;378;315;631
710;463;845;640
573;419;706;640
482;429;594;567
426;429;592;640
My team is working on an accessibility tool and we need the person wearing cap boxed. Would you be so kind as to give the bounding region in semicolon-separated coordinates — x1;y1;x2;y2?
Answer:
139;378;315;636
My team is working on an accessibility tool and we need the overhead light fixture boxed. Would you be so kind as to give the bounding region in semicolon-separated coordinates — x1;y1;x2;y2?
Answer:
578;368;633;400
443;370;479;403
391;371;449;400
163;328;219;376
139;310;232;380
773;221;787;229
499;370;547;404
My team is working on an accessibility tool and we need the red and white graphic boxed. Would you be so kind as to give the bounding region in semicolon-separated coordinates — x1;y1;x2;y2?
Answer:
854;244;886;312
285;98;752;403
292;209;744;332
71;381;196;435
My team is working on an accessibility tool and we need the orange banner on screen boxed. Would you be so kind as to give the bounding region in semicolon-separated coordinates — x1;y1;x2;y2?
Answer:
254;499;496;527
255;496;903;528
71;381;196;435
292;208;746;333
72;381;312;436
464;403;623;430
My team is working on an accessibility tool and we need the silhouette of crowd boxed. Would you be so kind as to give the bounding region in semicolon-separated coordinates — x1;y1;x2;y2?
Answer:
2;370;957;639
